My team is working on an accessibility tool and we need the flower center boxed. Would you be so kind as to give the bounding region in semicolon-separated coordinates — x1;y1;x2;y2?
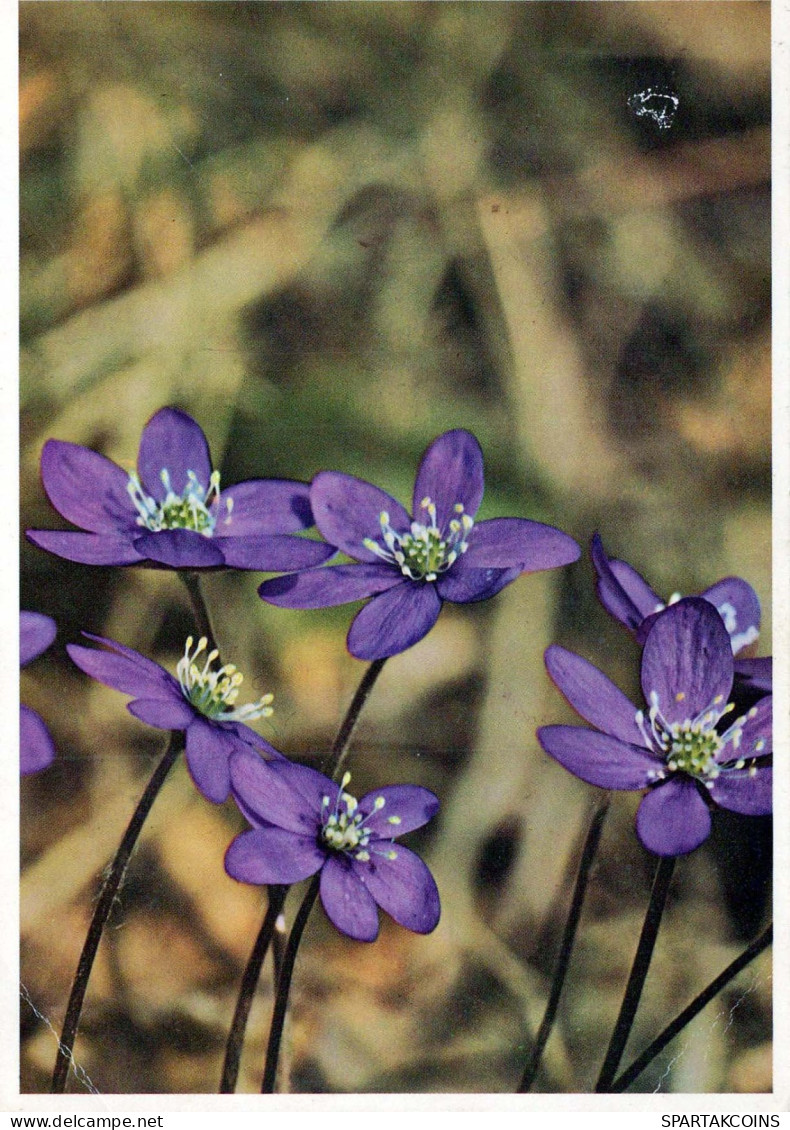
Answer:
176;636;273;723
665;722;722;776
127;469;233;537
637;690;733;782
362;497;473;581
320;773;399;862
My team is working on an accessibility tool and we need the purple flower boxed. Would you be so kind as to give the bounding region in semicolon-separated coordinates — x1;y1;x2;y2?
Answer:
27;407;337;572
259;429;580;659
226;751;441;942
20;611;57;775
591;533;771;693
538;598;772;857
67;633;285;803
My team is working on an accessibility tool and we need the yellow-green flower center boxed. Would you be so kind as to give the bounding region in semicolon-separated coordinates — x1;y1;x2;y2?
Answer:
127;469;232;536
320;773;399;863
362;497;473;582
666;722;722;776
176;636;273;723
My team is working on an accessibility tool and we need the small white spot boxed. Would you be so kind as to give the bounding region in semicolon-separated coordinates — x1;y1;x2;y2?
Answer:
628;88;679;130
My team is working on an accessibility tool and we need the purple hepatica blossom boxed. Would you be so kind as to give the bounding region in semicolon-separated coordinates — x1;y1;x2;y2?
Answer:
67;633;285;804
591;533;771;694
259;429;580;660
226;751;441;942
538;597;772;857
20;611;57;775
27;406;337;572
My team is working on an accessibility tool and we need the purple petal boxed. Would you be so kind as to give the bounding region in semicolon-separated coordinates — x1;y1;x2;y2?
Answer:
355;844;440;934
636;779;712;856
701;578;761;655
590;533;649;632
733;657;772;694
127;697;196;730
20;705;56;775
544;645;645;745
347;582;442;660
634;610;663;645
320;857;380;941
310;472;411;564
67;636;179;699
183;717;236;802
464;518;580;571
229;752;328;833
412;430;484;529
358;785;439;837
137;407;212;500
39;439;135;533
608;561;663;618
222;723;287;763
132;529;226;568
436;564;520;604
219;479;314;534
20;612;56;667
537;725;660;789
226;827;325;885
640;598;733;726
216;533;336;572
710;767;772;816
260;563;402;609
227;745;286;827
26;529;143;565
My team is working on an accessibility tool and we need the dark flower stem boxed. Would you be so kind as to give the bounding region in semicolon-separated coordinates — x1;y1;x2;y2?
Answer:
221;659;386;1093
329;657;387;780
261;874;321;1094
182;569;293;1094
51;731;184;1093
595;855;676;1092
611;923;773;1093
180;570;220;653
518;795;611;1092
219;886;287;1093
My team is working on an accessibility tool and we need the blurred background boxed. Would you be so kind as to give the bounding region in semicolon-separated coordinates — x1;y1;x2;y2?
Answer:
19;1;771;1095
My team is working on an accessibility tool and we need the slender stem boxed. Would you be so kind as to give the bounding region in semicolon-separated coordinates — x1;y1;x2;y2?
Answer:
219;885;288;1093
329;658;387;780
261;875;321;1094
518;796;611;1092
51;732;184;1093
595;856;676;1092
179;571;220;653
221;659;386;1092
254;660;385;1091
611;923;773;1093
182;568;291;1091
270;911;290;1092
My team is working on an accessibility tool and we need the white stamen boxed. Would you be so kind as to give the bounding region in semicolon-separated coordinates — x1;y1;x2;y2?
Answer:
361;495;474;581
127;465;228;536
176;637;273;722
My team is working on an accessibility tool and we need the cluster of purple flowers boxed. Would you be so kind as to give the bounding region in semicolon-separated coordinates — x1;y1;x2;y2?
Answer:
22;404;773;952
23;408;584;940
538;536;772;856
